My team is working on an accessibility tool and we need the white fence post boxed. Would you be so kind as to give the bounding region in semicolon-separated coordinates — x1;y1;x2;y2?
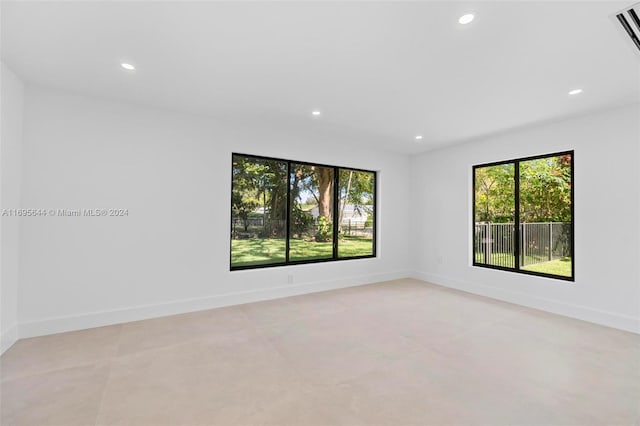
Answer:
548;222;553;261
485;222;491;264
521;223;526;266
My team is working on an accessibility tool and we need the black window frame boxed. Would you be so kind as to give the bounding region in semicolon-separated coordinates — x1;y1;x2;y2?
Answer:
472;150;575;282
230;153;377;271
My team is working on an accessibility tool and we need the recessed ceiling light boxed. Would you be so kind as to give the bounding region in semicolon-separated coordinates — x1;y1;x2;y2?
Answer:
568;88;583;95
120;62;135;71
458;13;475;25
415;135;423;140
311;110;321;116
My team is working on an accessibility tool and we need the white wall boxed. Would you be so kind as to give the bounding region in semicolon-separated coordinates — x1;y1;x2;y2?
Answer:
17;86;411;337
1;63;24;352
411;104;640;333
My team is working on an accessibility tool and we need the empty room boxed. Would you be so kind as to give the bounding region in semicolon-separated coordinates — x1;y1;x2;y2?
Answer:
1;1;639;425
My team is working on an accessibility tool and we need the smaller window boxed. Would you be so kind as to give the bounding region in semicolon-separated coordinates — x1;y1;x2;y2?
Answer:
473;151;574;281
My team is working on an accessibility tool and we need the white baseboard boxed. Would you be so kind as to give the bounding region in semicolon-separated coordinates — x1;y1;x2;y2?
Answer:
1;324;19;355
18;270;411;339
15;269;636;342
411;271;640;335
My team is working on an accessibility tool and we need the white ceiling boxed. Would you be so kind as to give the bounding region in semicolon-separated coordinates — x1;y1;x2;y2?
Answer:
2;1;639;153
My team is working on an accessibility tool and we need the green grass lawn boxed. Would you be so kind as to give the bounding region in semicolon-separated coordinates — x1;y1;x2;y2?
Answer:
521;257;572;277
231;238;286;267
289;238;332;261
475;252;572;277
338;236;374;258
231;237;373;267
474;251;516;268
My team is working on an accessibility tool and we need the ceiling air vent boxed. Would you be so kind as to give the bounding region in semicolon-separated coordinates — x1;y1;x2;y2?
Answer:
616;3;640;53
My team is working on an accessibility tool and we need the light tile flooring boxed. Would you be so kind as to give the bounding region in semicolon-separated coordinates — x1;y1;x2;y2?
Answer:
1;279;639;426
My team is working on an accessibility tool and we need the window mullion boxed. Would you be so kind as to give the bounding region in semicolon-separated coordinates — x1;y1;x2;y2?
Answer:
285;161;291;264
332;167;339;260
514;161;521;271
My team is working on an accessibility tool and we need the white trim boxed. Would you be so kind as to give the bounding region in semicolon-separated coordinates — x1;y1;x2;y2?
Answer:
1;324;19;355
18;270;410;339
411;271;640;335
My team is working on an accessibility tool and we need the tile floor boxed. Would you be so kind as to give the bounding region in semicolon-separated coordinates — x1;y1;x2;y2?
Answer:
1;279;639;425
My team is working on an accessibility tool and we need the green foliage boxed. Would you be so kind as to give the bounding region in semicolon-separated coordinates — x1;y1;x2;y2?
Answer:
232;155;287;235
231;191;258;231
475;164;515;223
290;164;333;218
519;155;571;222
233;155;375;242
475;154;572;223
316;215;332;242
291;206;314;235
231;156;260;231
339;170;374;205
338;169;374;226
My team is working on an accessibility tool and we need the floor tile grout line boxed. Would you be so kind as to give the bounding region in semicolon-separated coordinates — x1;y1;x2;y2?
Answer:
93;324;125;426
241;300;369;388
236;295;435;390
94;323;262;421
429;307;529;353
229;304;362;420
0;324;124;384
0;325;125;383
92;359;115;426
235;305;314;388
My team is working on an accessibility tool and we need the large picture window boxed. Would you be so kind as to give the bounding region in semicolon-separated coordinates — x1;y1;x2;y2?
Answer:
231;154;376;270
473;151;574;281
